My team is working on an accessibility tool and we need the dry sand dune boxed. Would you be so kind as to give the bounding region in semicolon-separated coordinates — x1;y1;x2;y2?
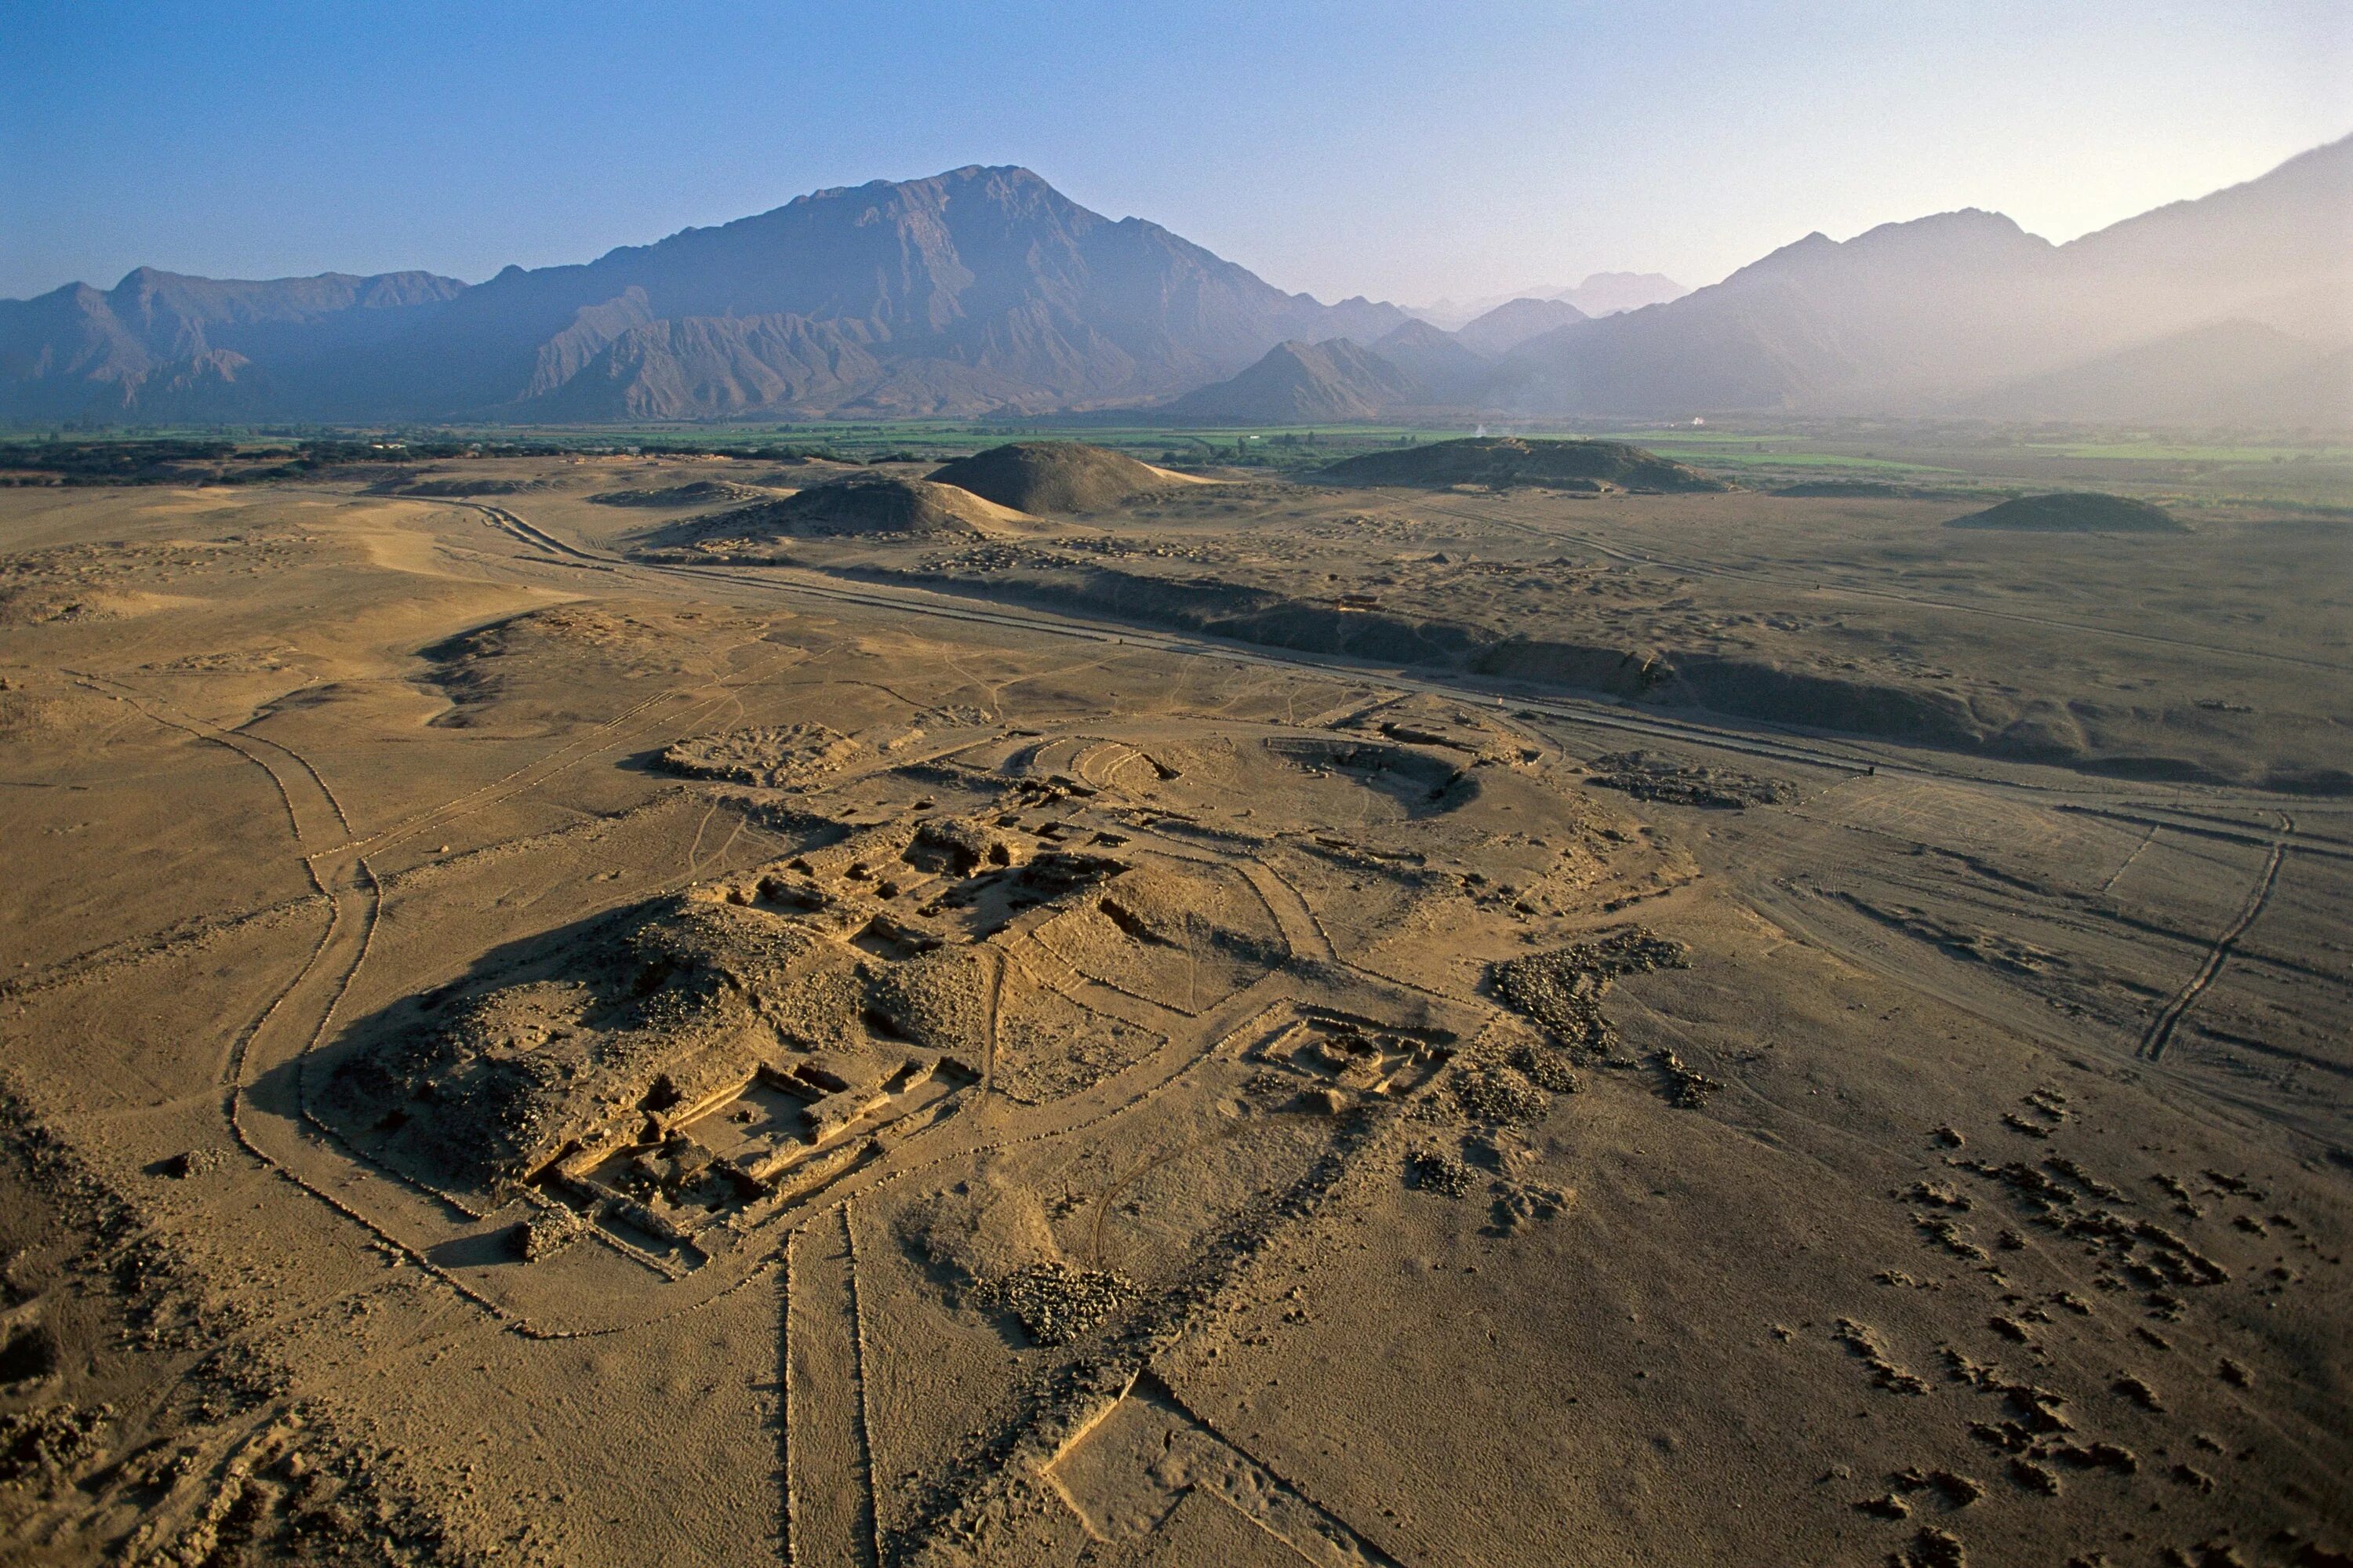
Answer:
0;453;2344;1567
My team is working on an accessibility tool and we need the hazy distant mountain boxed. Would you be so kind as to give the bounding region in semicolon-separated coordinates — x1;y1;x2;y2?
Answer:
1153;338;1423;423
1366;319;1492;401
1553;271;1689;316
0;267;467;421
1955;319;2352;425
1491;208;2068;413
1492;136;2353;424
12;142;2345;428
0;166;1409;423
1453;297;1590;358
1413;272;1687;329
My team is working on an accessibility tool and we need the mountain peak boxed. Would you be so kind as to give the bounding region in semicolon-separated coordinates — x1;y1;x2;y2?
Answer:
1848;207;2044;249
1726;209;2047;292
791;163;1051;209
1158;335;1424;422
1457;296;1591;357
0;163;1411;423
12;138;2341;427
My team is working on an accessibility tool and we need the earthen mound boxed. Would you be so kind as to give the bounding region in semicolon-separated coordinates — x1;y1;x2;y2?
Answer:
926;442;1202;514
322;816;1266;1209
656;724;863;789
654;474;1026;545
1317;437;1730;493
1947;493;2184;533
1583;749;1795;809
589;480;773;508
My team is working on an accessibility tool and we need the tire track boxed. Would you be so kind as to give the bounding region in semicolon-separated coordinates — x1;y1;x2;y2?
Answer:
2138;818;2291;1062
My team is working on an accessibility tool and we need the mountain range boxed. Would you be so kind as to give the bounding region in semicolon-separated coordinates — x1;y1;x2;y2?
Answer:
1409;272;1690;329
1485;136;2351;422
5;138;2347;427
1164;135;2351;427
0;166;1406;424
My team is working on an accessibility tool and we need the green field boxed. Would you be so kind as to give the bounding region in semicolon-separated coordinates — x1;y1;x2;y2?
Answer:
8;417;2348;508
2031;441;2353;463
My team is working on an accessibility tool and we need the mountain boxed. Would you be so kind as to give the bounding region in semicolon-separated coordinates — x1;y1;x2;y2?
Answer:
2057;136;2353;336
1152;338;1424;424
1491;136;2353;424
1490;209;2073;414
1454;297;1590;358
0;267;467;421
1955;319;2352;425
1366;319;1492;401
1554;271;1689;315
1412;271;1686;329
0;166;1409;423
14;143;2344;428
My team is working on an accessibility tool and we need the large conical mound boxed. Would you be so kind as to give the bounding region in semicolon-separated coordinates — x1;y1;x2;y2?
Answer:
1948;493;2184;533
927;442;1203;515
1317;436;1730;493
650;474;1027;548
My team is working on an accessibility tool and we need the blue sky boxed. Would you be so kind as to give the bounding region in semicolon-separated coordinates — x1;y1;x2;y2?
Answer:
3;0;2345;305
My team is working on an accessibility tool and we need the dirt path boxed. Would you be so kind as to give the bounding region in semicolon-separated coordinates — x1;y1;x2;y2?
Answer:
2139;817;2293;1062
783;1205;882;1568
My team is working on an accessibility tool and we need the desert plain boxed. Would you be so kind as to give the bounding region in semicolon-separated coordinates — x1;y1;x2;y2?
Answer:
0;438;2347;1568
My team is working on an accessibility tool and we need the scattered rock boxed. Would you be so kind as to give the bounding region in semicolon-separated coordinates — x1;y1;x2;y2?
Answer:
2008;1457;2060;1495
1583;749;1795;809
509;1208;582;1263
971;1261;1133;1347
1489;927;1689;1054
0;1402;111;1483
154;1148;227;1180
1836;1319;1929;1395
1406;1148;1475;1199
1900;1525;1969;1567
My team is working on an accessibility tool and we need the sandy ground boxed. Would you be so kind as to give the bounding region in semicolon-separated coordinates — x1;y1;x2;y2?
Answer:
0;460;2346;1567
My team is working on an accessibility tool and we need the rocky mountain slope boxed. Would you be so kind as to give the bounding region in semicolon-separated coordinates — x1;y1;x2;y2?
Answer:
1;166;1408;422
1152;337;1427;423
9;140;2344;427
1453;297;1590;357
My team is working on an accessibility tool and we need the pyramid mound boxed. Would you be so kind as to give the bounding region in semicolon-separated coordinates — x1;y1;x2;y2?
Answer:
926;442;1201;514
589;479;775;508
656;474;1027;547
1318;436;1730;493
1948;493;2184;533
